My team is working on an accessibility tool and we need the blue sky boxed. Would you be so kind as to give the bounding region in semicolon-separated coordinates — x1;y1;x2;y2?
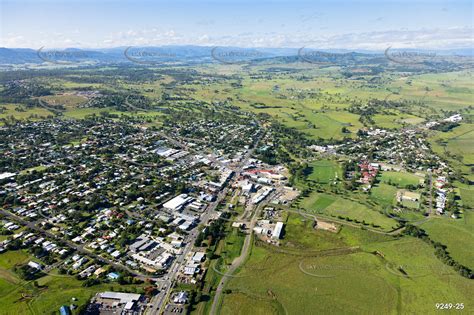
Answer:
1;0;472;49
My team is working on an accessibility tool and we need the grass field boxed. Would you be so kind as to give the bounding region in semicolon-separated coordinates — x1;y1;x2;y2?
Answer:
300;192;398;230
372;112;425;129
307;159;342;184
379;171;423;188
429;123;474;168
220;212;473;314
370;183;397;207
420;212;474;270
0;104;54;124
455;181;474;209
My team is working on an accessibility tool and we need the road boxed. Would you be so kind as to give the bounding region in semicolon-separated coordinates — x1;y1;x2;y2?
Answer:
0;209;156;280
146;129;265;315
428;169;433;215
1;125;263;315
209;198;267;315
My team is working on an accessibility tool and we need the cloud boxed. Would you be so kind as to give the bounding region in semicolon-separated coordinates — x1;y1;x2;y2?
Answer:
1;27;472;50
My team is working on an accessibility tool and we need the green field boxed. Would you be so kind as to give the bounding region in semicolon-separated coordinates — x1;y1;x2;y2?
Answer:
372;112;425;129
429;124;474;170
380;171;424;188
456;181;474;209
0;250;144;314
0;104;54;124
300;193;398;231
307;159;342;184
220;213;473;314
370;183;397;206
420;212;474;270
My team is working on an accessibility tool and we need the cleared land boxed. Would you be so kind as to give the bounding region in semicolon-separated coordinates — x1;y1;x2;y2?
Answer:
379;171;423;188
420;212;474;270
300;192;398;231
220;213;473;314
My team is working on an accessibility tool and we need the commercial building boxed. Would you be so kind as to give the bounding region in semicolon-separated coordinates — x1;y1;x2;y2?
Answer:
272;222;284;240
162;194;194;211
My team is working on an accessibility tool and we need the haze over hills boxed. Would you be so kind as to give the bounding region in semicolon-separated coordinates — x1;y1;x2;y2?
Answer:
1;46;472;65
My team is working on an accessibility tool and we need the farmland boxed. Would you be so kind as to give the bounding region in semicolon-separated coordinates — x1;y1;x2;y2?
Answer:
0;51;472;315
420;212;474;270
220;212;473;314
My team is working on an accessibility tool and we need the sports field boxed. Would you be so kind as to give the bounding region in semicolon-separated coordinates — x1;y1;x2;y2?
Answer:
307;159;342;184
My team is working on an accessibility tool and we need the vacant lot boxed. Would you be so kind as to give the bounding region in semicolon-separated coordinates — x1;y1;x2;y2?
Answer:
370;183;397;207
380;171;423;188
301;193;398;231
221;213;473;314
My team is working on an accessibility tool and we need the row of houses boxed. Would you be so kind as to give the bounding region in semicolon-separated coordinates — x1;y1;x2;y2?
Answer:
435;176;448;214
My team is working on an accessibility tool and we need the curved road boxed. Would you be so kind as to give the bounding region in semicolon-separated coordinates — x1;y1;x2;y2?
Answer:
209;201;266;315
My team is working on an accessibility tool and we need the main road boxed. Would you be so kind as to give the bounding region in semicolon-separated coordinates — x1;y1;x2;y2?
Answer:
146;129;265;315
209;196;270;315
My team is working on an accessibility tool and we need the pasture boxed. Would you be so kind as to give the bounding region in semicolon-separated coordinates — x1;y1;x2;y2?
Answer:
220;213;473;314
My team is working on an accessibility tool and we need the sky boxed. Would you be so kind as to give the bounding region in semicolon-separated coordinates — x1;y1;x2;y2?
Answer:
1;0;473;49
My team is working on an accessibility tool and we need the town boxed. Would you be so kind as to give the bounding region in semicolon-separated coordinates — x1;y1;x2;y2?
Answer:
1;102;470;314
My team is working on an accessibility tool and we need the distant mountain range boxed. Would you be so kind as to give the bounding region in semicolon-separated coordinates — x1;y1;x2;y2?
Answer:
0;46;472;65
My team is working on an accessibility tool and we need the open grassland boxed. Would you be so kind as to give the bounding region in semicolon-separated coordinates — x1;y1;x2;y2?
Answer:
189;69;473;141
220;212;473;314
372;112;425;129
400;71;474;111
0;104;53;124
379;171;424;188
455;181;474;209
420;211;474;270
370;183;397;207
429;123;474;167
300;192;398;231
220;229;246;266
